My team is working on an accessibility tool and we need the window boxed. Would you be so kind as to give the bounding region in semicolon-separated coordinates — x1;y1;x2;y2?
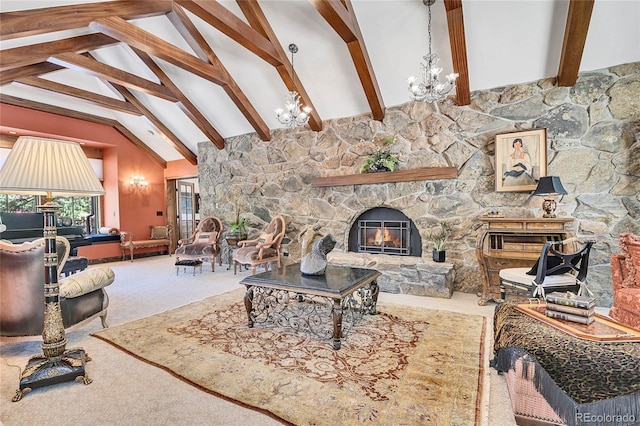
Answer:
1;194;102;234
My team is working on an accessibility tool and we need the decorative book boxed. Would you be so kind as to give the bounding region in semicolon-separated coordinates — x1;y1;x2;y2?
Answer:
546;302;595;317
545;291;596;310
546;309;596;325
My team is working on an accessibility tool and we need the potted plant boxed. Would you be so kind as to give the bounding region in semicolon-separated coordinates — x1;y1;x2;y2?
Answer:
228;202;247;236
359;135;401;173
427;222;452;262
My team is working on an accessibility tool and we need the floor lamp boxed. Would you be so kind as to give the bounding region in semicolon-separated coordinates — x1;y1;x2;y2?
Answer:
0;136;105;401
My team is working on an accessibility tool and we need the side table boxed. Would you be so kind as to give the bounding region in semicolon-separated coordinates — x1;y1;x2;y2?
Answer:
224;232;247;270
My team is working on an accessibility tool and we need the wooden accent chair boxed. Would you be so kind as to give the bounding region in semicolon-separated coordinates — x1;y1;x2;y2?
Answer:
610;232;640;330
175;216;223;271
234;215;286;275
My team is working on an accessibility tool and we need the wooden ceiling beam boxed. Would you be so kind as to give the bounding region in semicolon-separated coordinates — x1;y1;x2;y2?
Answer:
14;76;142;115
90;16;230;86
557;0;595;87
444;0;470;106
48;52;178;102
308;0;357;43
0;33;119;73
132;48;226;149
112;84;198;165
0;63;65;86
310;0;384;120
0;1;172;40
175;0;283;67
0;93;167;168
237;0;323;132
166;6;271;142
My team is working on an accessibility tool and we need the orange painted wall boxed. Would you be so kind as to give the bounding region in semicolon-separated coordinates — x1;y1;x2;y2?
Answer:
1;104;190;260
165;159;198;179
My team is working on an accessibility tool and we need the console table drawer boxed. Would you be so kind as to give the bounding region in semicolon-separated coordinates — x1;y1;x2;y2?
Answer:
503;243;546;252
525;222;565;231
488;222;524;230
487;257;534;269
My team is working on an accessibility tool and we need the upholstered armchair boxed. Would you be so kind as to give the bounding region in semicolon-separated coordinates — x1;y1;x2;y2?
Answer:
609;232;640;330
234;215;286;275
175;216;223;271
0;236;115;341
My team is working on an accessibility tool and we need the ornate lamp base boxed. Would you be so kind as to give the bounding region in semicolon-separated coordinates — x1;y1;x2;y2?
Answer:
13;348;92;402
541;197;558;218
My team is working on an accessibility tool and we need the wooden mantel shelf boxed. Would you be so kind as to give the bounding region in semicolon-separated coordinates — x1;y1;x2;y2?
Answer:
311;167;457;187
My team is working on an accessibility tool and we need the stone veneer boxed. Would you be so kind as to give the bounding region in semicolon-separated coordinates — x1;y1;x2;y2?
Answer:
199;62;640;307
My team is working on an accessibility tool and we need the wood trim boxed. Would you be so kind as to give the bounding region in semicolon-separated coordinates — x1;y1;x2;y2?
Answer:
175;0;283;67
0;33;118;72
14;76;141;116
444;0;470;106
558;0;595;87
0;0;173;40
48;52;178;102
312;167;457;187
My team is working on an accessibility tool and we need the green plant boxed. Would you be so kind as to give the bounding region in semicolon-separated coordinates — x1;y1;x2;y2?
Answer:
427;222;453;251
359;135;401;174
230;203;246;234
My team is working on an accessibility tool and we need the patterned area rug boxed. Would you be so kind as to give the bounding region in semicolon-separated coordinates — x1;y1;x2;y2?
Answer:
93;289;486;425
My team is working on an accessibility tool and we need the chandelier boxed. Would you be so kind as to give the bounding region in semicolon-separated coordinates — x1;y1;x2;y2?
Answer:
275;44;312;128
407;0;459;103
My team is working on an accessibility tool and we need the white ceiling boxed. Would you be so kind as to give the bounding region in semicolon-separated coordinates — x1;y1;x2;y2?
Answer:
1;0;639;163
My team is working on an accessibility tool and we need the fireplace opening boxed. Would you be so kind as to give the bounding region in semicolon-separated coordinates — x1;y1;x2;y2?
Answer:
348;208;422;256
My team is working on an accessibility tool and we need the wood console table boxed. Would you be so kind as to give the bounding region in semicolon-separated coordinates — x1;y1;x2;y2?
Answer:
476;217;574;305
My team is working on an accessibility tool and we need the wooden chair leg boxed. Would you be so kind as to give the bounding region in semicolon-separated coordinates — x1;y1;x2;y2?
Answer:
234;261;237;275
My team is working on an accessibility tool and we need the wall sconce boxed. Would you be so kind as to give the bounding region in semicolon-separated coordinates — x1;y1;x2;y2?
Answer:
129;174;148;192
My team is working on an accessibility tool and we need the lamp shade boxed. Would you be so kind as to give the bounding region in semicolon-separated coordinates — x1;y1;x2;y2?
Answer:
532;176;567;196
0;136;105;196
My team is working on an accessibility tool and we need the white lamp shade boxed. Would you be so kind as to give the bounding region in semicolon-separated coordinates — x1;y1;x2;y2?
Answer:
0;136;105;196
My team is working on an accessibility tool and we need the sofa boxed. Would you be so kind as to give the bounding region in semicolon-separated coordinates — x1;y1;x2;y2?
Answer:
609;232;640;330
0;236;115;340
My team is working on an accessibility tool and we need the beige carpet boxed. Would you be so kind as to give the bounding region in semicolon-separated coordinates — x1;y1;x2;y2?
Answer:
93;288;486;426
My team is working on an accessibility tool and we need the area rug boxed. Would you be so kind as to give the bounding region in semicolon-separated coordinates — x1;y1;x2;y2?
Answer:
93;289;486;425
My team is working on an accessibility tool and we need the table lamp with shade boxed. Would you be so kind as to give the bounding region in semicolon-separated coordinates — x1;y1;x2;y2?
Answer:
532;176;567;218
0;136;105;401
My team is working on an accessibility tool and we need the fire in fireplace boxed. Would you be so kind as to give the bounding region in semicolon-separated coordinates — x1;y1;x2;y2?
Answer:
348;207;422;256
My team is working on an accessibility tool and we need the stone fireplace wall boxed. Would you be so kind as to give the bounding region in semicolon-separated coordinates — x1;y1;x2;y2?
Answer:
198;62;640;306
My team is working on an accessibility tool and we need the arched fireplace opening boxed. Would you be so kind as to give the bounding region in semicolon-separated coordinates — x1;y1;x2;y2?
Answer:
348;207;422;257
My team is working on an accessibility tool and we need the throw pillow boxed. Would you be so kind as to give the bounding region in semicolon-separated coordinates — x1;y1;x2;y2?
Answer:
526;254;580;276
197;231;217;242
620;233;640;288
257;232;274;246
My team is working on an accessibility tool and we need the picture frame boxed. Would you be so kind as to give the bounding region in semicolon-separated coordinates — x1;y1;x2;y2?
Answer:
495;129;547;192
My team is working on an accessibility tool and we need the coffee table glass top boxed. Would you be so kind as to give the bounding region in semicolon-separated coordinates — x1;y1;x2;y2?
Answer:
240;263;379;294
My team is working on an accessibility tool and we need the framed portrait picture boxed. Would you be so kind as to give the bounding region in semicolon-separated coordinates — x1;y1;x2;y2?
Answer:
495;129;547;192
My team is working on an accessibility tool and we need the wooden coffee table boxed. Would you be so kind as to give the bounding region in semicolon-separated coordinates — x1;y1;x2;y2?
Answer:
240;263;381;349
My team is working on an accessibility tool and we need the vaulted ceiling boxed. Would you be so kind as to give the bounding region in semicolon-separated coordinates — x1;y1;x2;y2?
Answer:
1;0;639;168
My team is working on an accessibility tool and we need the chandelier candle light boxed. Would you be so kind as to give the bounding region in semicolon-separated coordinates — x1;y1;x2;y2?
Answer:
407;0;459;103
275;44;312;128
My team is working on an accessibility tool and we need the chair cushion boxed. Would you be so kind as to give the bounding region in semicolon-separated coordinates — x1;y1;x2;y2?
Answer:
500;268;577;287
177;242;218;256
235;246;277;263
526;255;579;276
59;267;115;298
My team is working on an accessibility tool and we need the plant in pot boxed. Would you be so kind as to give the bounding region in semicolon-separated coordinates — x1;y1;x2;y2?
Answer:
359;134;401;174
427;221;452;262
228;203;247;237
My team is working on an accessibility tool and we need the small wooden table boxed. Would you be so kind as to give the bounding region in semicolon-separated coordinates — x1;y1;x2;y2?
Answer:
240;263;381;349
